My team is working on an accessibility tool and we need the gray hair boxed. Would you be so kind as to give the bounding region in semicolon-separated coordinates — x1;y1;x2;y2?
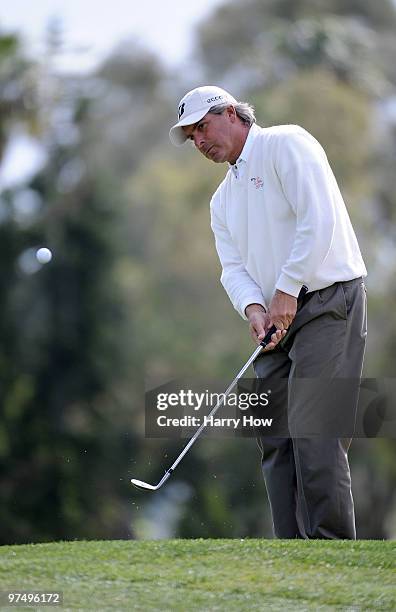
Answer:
208;101;256;126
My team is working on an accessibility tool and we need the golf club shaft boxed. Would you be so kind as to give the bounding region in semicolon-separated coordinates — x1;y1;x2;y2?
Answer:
167;345;262;471
164;285;308;476
165;328;277;475
132;285;308;490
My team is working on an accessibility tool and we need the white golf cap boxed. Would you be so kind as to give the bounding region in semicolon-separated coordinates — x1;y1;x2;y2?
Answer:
169;85;237;146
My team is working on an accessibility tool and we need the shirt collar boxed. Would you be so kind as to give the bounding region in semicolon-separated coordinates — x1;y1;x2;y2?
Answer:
229;123;260;178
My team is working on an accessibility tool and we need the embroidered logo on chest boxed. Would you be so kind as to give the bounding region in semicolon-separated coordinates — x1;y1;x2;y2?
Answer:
250;177;264;189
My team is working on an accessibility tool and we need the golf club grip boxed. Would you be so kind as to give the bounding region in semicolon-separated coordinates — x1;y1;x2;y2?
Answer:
259;325;277;348
260;285;308;348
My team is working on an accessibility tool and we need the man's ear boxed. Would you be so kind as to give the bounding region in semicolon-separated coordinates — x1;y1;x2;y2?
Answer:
226;105;237;122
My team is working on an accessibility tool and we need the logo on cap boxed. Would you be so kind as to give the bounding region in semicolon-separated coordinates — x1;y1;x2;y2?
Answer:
178;102;185;119
206;95;223;103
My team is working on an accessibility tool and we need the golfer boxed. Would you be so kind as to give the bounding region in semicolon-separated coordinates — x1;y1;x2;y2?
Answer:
169;85;367;539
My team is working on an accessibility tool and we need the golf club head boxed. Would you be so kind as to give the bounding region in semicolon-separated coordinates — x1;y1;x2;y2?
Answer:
131;469;172;492
131;478;159;491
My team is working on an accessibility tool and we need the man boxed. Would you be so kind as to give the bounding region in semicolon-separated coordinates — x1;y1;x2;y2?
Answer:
169;85;367;539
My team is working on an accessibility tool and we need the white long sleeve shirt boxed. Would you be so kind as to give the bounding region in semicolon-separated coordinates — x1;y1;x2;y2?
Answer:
210;123;367;319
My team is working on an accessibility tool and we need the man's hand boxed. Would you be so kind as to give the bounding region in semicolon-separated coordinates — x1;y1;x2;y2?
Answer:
245;303;286;351
268;289;297;331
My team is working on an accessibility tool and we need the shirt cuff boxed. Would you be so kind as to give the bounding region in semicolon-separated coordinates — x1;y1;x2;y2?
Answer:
275;273;304;298
240;295;267;321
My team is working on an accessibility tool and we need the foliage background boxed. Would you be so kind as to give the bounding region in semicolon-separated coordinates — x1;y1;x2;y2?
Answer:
0;0;396;543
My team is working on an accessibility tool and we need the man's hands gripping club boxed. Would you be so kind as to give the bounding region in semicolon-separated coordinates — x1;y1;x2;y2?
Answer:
245;289;298;351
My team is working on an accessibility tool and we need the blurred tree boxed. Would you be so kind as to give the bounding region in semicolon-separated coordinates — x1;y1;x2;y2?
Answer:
0;35;160;543
1;0;396;543
0;29;38;159
86;41;173;175
252;68;372;204
196;0;396;92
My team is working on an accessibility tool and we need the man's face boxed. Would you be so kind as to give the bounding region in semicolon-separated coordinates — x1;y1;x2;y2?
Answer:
182;107;237;164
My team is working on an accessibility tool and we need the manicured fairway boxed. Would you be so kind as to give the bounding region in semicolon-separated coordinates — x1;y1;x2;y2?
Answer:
0;539;394;610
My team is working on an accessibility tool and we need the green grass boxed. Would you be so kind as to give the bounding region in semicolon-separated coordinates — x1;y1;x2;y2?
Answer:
0;539;394;611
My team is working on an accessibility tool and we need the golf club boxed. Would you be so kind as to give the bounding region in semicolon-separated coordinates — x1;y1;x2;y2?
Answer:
131;330;270;491
131;284;308;492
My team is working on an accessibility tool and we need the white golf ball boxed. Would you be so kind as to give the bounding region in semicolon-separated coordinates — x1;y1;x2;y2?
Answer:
36;247;53;264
